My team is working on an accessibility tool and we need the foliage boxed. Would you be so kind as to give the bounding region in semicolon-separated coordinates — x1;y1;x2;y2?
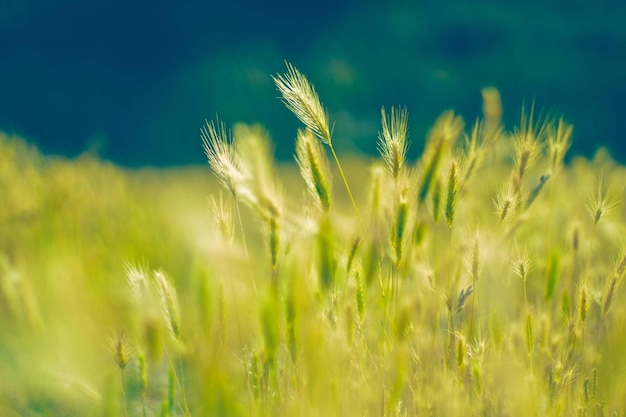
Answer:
1;63;626;416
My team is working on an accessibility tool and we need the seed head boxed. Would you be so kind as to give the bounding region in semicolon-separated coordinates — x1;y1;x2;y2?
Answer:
431;178;442;224
465;233;481;282
512;103;545;190
494;184;516;222
125;263;149;304
391;184;410;266
273;62;331;145
444;160;459;228
378;106;409;180
525;313;534;354
462;120;484;183
153;271;181;340
209;192;234;244
586;174;618;226
514;250;533;282
295;128;333;212
614;248;626;277
456;285;474;314
111;332;130;370
417;111;464;202
547;117;573;174
201;119;248;197
239;174;283;225
235;123;275;192
355;269;365;321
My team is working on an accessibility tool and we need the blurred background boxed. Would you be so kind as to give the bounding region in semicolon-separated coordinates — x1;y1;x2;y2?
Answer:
1;0;624;166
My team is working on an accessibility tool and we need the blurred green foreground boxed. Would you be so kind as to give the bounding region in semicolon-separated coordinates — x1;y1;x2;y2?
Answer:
1;111;626;417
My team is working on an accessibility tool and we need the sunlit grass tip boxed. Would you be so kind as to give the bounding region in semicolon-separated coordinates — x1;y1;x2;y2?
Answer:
272;62;331;145
125;263;149;304
378;105;409;181
274;61;363;229
547;117;573;174
461;120;484;184
586;173;620;226
511;103;546;190
494;183;516;222
153;270;181;340
464;231;481;282
513;249;533;282
201;118;248;198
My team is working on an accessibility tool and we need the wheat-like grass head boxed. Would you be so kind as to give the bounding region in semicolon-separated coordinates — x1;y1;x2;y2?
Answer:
201;119;248;198
513;249;533;282
153;270;181;340
125;263;149;304
512;104;546;187
108;331;131;371
234;123;275;193
433;110;465;146
295;128;333;213
417;111;464;202
378;106;409;181
613;248;626;278
444;159;459;228
464;231;481;282
209;192;234;244
273;62;332;145
586;173;620;226
462;120;482;182
494;183;516;222
547;117;573;174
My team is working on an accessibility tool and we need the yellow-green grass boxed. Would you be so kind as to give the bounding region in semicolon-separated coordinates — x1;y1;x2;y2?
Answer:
2;87;626;417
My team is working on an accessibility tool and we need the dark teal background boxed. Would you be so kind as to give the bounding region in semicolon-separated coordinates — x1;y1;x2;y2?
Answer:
1;0;624;165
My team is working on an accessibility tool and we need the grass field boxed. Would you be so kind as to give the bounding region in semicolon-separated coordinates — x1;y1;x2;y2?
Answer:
2;66;626;416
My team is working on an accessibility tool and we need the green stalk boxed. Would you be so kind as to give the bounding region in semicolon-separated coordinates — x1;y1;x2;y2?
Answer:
120;368;128;417
329;145;363;231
